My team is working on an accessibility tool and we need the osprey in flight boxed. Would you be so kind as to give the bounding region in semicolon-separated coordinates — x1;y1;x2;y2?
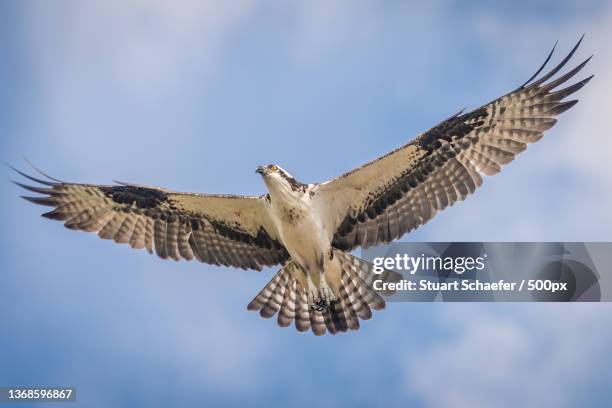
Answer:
13;39;591;335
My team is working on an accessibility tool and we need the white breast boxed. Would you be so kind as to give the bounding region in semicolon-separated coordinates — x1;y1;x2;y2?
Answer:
268;185;328;273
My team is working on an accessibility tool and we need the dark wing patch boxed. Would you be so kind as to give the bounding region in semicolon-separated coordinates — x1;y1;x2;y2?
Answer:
99;185;168;208
332;38;592;251
416;108;488;153
13;169;288;270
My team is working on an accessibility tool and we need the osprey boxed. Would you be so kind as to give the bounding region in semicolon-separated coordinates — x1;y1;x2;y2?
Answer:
13;39;592;335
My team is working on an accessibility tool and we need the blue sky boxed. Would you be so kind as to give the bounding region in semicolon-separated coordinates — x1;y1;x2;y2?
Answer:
2;1;612;407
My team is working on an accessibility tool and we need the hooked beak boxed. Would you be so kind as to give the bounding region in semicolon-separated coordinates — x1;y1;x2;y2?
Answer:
256;166;265;175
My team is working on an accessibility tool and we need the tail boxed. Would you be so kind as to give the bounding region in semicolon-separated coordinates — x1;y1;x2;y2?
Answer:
247;249;402;336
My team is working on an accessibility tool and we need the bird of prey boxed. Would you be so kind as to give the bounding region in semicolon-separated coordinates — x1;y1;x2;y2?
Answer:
12;38;592;335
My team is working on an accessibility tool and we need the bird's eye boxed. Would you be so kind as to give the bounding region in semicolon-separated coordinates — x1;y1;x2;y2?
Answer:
269;165;278;172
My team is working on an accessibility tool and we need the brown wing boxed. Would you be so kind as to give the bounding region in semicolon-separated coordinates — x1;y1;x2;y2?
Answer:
13;168;288;270
312;38;592;251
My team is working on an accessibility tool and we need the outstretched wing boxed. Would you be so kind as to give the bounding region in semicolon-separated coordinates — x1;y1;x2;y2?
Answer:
313;38;593;251
13;168;288;270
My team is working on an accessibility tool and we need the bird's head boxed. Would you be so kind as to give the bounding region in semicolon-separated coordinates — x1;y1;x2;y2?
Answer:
256;164;306;195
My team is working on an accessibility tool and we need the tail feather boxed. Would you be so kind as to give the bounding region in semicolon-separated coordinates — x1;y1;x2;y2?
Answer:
340;251;400;298
246;268;286;312
337;285;360;330
295;289;311;332
329;299;352;332
355;274;385;311
277;279;297;327
309;308;327;336
259;272;288;318
341;270;373;320
247;250;402;335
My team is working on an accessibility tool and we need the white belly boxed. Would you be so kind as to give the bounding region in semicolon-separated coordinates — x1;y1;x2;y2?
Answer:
272;200;328;274
265;183;343;297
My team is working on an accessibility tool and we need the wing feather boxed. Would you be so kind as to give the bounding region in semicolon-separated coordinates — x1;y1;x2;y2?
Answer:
312;39;592;251
13;170;288;270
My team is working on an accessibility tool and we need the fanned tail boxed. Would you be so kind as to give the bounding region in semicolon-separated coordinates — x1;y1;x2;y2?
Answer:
247;250;401;336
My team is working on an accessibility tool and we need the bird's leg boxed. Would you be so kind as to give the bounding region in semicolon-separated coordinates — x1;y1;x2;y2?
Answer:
307;275;337;312
318;280;337;304
306;273;318;306
306;274;327;312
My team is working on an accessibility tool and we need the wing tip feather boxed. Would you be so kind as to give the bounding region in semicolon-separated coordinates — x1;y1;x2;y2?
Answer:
6;164;57;187
549;99;579;115
22;157;64;183
520;39;558;88
20;195;55;206
523;35;588;90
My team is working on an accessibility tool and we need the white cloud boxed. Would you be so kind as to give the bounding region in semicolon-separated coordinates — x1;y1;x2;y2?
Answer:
288;0;384;61
17;0;260;179
25;0;256;92
406;304;612;408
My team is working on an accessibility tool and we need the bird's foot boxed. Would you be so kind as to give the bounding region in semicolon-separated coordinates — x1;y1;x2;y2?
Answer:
308;286;337;312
